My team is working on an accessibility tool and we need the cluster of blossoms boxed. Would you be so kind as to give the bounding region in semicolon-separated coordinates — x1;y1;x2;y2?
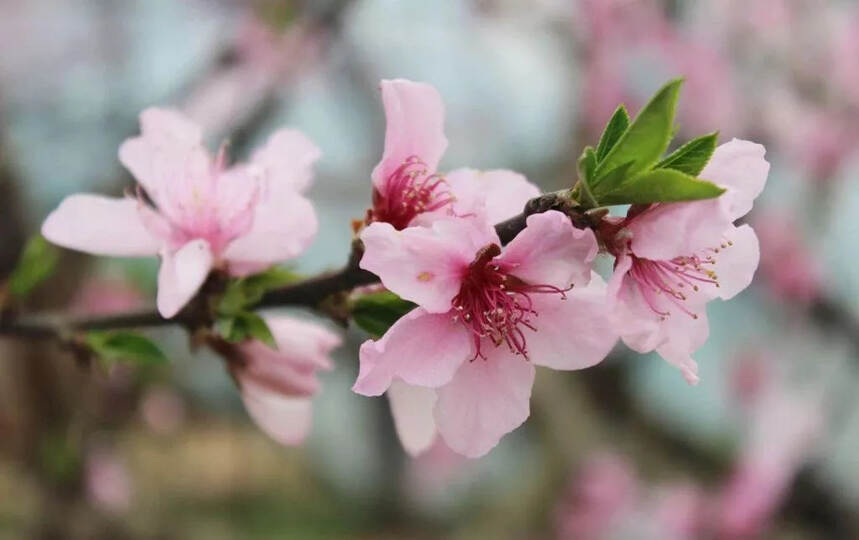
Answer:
41;78;769;458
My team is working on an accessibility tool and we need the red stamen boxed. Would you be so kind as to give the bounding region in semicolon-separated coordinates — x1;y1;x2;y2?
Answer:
368;156;455;230
452;244;571;360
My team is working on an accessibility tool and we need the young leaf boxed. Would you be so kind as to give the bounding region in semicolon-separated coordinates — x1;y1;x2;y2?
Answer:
595;105;630;162
590;161;635;201
217;311;277;349
593;79;683;186
352;291;416;338
8;235;59;298
577;146;597;183
85;331;168;367
216;267;303;315
597;168;725;206
656;132;718;176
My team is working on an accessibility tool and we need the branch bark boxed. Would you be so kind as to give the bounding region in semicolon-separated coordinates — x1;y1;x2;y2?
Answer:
0;191;581;341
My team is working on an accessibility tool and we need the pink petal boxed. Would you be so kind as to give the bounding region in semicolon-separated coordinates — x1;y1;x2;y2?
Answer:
656;343;702;386
266;315;340;370
435;346;535;458
359;219;496;313
42;195;161;256
527;275;618;371
237;340;319;397
371;79;448;191
223;189;317;273
427;168;539;224
156;239;213;318
712;224;760;300
388;381;438;456
353;308;472;396
118;108;210;208
498;211;597;289
627;198;731;261
251;129;322;194
239;377;313;446
615;271;710;360
700;139;770;220
606;252;634;307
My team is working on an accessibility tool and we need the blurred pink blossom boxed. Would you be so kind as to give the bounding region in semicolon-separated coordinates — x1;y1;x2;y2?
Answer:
754;212;823;303
85;447;132;515
42;109;320;317
69;277;144;316
140;385;187;436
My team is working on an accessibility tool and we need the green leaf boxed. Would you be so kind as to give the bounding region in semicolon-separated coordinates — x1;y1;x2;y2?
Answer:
216;311;277;349
577;146;597;183
597;168;726;206
8;235;59;298
590;161;635;201
85;331;168;367
352;291;416;338
595;105;630;162
656;132;718;176
593;79;683;185
217;267;303;315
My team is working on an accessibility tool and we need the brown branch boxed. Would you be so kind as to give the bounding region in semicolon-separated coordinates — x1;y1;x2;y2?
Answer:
0;191;581;341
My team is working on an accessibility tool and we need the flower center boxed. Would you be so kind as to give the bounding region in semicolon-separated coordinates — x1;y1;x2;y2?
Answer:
369;156;454;230
628;239;733;320
452;244;571;360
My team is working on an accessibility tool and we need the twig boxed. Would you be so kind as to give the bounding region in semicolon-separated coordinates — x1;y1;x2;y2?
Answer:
0;192;586;341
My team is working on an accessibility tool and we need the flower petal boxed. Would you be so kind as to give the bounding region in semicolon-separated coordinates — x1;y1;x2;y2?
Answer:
223;188;317;274
712;224;760;300
251;129;322;194
359;219;496;313
527;274;618;371
700;139;769;220
371;79;448;191
497;210;597;289
118;108;210;207
42;195;161;256
237;339;320;397
426;168;539;224
388;381;438;456
435;346;535;458
353;308;472;396
265;316;341;371
627;198;731;261
156;239;213;318
239;377;313;446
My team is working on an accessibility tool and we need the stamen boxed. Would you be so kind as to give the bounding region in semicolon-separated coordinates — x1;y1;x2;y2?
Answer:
451;244;571;360
369;156;455;230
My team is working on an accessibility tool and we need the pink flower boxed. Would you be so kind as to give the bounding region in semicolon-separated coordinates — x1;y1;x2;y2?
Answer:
42;108;320;317
365;79;539;230
232;315;340;446
354;211;617;457
605;139;769;384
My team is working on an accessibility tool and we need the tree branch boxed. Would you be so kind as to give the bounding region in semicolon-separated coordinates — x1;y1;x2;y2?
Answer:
0;191;581;341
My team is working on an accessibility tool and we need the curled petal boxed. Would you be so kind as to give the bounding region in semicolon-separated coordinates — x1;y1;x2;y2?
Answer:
498;210;597;289
42;195;161;257
266;316;341;371
711;224;760;300
435;346;535;458
371;79;448;191
252;129;322;194
353;308;472;396
156;239;213;318
359;219;496;313
700;139;769;220
527;274;618;371
239;377;313;446
388;381;438;456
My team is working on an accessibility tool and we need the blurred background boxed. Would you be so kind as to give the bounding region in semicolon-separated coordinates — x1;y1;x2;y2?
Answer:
0;0;857;538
